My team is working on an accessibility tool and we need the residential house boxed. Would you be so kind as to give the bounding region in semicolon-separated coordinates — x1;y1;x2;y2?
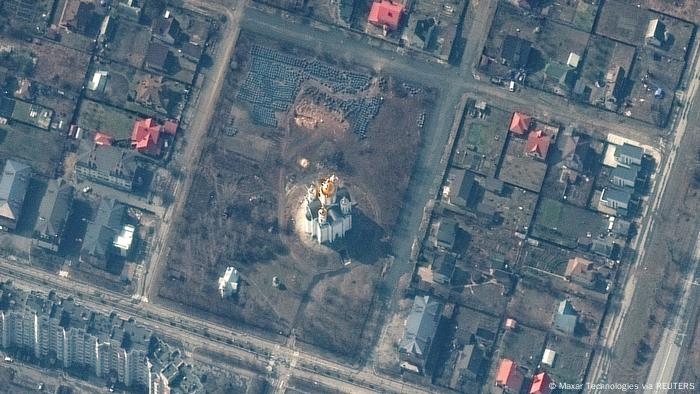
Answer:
560;134;592;173
0;160;31;230
554;299;578;335
131;118;177;156
144;42;172;72
368;0;404;32
501;35;532;69
530;372;554;394
525;130;552;160
449;344;485;389
75;142;139;191
495;358;524;393
34;179;74;252
610;165;639;188
614;143;643;167
435;218;458;250
600;187;632;214
564;257;596;288
431;253;456;285
152;15;181;45
509;112;531;136
181;42;203;62
445;168;475;208
399;295;443;371
604;66;625;111
645;19;666;47
591;237;615;258
80;199;127;270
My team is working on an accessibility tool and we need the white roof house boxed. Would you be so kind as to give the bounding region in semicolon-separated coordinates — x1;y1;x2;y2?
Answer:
218;267;240;298
542;348;556;367
567;52;580;68
113;224;135;253
87;71;108;91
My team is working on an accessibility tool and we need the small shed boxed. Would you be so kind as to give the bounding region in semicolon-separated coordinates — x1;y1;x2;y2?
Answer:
541;348;556;367
567;52;580;69
505;318;517;330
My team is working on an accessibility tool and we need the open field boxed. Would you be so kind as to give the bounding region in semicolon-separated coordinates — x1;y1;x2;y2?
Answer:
0;122;65;177
25;39;91;93
500;324;547;372
507;280;561;331
77;99;139;139
595;0;651;47
521;242;579;277
531;198;608;249
497;135;548;193
633;0;700;24
155;30;433;360
626;51;685;127
102;19;152;68
452;106;510;177
596;1;694;61
577;35;636;106
546;0;601;33
543;335;592;386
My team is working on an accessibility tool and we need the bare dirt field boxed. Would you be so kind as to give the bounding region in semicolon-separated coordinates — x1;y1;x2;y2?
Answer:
155;30;434;360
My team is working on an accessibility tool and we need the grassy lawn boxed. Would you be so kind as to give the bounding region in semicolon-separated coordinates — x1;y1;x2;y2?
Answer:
572;1;599;32
11;100;52;130
532;198;608;248
501;325;548;371
545;335;592;385
0;122;64;177
77;99;138;140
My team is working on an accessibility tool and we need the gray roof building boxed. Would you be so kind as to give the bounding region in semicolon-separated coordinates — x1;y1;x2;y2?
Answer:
435;218;458;250
399;295;443;370
81;199;126;270
144;41;171;72
614;143;643;167
501;35;531;69
554;299;577;335
610;165;639;188
431;253;456;285
34;179;74;251
446;169;475;208
0;159;32;230
75;142;139;191
601;187;632;212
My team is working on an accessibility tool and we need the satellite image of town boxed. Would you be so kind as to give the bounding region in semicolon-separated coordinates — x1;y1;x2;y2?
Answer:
0;0;699;393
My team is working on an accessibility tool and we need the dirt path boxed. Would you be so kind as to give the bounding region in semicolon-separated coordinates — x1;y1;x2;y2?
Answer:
142;0;246;301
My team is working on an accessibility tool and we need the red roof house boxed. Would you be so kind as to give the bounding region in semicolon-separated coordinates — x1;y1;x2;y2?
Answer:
131;118;162;155
94;132;113;146
526;130;551;160
496;358;524;393
368;0;404;31
163;120;178;135
509;112;531;135
530;372;553;394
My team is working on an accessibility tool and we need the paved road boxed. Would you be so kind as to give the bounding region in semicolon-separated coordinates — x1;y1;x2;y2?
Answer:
644;233;700;393
586;21;700;392
0;261;430;393
1;2;688;393
140;0;246;301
